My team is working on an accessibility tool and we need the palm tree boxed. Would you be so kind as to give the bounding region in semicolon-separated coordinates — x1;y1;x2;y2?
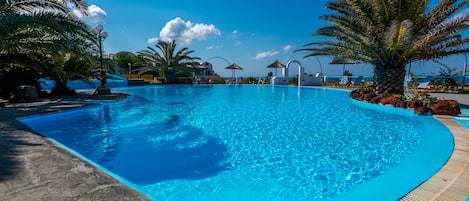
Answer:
0;0;98;97
0;0;96;71
297;0;469;96
45;50;95;96
138;40;200;83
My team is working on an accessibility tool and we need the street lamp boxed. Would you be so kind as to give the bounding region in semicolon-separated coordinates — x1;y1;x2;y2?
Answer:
93;24;108;69
92;24;110;94
462;47;467;93
128;63;132;75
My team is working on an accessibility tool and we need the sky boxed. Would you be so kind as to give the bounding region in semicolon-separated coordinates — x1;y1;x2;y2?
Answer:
77;0;469;78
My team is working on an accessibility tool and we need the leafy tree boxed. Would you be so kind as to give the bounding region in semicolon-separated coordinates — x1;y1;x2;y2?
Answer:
297;0;469;96
137;40;200;83
113;51;145;73
431;66;459;91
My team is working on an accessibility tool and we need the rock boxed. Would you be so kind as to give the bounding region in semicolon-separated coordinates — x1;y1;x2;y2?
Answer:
431;100;461;116
414;106;431;115
350;89;363;100
380;96;406;108
369;96;381;104
407;100;424;108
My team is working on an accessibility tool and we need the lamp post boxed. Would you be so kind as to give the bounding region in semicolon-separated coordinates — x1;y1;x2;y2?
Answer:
92;24;109;94
462;48;467;93
93;24;108;70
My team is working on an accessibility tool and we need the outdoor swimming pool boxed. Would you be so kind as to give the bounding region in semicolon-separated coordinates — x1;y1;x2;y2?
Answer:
454;109;469;130
18;85;453;201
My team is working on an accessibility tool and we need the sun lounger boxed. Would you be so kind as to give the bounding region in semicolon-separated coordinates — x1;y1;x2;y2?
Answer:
417;76;434;89
340;76;350;85
352;76;363;85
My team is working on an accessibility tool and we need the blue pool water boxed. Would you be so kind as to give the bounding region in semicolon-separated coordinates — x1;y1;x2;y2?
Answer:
454;109;469;130
19;85;453;201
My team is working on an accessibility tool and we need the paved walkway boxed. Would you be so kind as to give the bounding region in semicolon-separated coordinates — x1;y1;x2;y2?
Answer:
429;93;469;108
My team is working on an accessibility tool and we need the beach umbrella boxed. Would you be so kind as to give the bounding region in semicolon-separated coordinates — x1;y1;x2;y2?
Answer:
225;63;244;83
266;60;286;76
329;56;360;77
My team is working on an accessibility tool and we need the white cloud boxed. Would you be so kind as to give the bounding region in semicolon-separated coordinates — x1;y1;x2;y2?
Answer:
442;8;469;27
207;45;222;50
283;45;292;52
72;4;106;23
159;17;221;46
255;51;280;60
147;37;159;44
231;30;239;37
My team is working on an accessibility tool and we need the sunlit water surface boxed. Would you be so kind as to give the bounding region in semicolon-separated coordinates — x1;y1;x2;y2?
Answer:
20;85;425;201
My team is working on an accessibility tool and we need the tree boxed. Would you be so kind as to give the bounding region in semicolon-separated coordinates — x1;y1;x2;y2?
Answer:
113;51;145;74
45;51;95;96
297;0;469;96
0;0;95;59
137;40;200;83
0;0;97;96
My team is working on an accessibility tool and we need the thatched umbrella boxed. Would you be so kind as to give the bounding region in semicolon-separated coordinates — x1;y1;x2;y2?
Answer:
329;56;360;77
266;60;286;76
225;63;244;83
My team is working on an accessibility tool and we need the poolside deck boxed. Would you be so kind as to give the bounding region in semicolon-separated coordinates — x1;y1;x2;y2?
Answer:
400;114;469;201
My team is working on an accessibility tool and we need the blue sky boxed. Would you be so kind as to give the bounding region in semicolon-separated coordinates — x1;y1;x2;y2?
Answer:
78;0;469;78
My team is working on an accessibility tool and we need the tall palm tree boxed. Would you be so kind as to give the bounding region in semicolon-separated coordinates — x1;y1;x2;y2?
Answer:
297;0;469;96
138;40;200;83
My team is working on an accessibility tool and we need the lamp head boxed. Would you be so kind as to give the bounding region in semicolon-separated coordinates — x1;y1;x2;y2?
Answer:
94;24;103;32
100;32;108;39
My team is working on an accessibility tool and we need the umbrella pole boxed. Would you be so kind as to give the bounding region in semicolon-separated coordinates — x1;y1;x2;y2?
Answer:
342;64;345;77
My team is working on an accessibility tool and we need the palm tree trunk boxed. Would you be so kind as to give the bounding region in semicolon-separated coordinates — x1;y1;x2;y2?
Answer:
373;65;406;96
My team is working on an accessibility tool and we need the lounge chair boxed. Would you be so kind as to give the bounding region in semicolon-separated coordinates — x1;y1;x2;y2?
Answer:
340;76;350;86
417;76;434;89
352;76;364;85
257;78;266;84
199;77;207;84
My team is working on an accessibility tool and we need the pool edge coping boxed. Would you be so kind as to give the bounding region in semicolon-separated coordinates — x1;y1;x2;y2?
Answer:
334;99;455;201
